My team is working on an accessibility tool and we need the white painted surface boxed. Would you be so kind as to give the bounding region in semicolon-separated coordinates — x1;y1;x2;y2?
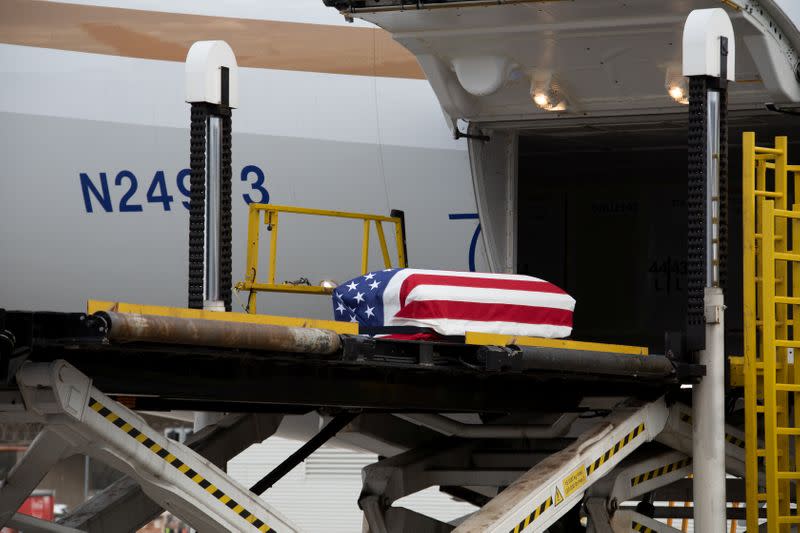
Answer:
185;41;239;107
0;44;457;150
228;437;477;533
682;8;736;80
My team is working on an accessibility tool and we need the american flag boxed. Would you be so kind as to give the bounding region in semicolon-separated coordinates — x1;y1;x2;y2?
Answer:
332;268;575;338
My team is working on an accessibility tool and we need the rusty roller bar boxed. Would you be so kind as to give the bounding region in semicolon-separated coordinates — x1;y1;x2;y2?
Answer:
98;312;341;355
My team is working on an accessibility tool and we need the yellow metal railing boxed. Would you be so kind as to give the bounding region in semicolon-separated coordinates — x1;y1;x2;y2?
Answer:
234;204;407;314
743;132;800;531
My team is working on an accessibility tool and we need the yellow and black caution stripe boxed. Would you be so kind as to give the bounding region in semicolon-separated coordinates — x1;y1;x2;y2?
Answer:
586;423;645;477
725;433;745;448
89;397;274;533
630;457;692;487
680;413;745;449
632;521;653;532
509;495;553;533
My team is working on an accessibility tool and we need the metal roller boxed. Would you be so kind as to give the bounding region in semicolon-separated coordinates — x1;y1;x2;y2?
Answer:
98;312;341;355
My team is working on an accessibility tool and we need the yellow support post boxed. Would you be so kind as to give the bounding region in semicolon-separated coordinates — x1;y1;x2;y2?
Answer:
793;203;800;484
794;168;800;487
375;222;392;269
762;200;780;529
267;211;279;285
742;132;800;530
245;205;261;314
773;137;790;529
361;220;370;275
742;131;760;533
395;219;407;268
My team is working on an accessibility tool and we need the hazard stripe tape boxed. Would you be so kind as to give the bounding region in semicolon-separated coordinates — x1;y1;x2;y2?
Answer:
509;496;553;533
88;397;274;533
508;422;645;532
585;423;645;477
632;521;653;533
680;413;745;448
630;457;692;486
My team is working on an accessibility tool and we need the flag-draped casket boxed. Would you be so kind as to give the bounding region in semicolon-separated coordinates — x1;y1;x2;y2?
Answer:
332;269;575;338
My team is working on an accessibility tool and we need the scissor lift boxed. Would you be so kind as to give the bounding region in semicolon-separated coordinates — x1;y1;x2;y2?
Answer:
0;303;713;532
0;359;299;533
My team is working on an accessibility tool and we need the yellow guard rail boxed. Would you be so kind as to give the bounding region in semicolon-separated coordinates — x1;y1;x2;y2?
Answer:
234;204;407;314
743;132;800;531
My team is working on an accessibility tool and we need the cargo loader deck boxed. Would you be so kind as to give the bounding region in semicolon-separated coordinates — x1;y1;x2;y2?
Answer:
0;305;722;533
0;307;702;415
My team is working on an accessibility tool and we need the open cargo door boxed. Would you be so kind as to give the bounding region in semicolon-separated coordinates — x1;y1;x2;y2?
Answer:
325;0;800;273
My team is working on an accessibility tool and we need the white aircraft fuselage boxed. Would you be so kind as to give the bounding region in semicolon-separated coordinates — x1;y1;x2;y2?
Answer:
0;0;486;318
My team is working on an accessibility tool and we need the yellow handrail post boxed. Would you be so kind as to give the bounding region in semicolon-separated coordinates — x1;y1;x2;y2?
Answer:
742;132;800;531
681;500;691;532
793;203;800;486
773;137;790;527
361;220;371;275
395;220;407;268
742;131;760;533
375;222;392;269
245;205;261;314
762;200;779;529
267;210;279;285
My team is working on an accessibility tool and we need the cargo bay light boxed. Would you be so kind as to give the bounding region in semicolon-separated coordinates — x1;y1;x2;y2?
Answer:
2;2;800;533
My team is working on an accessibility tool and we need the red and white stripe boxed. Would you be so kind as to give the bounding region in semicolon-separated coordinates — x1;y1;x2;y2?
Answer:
382;269;575;338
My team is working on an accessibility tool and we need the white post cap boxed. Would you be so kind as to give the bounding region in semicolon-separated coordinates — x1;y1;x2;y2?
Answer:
185;40;239;108
682;8;736;81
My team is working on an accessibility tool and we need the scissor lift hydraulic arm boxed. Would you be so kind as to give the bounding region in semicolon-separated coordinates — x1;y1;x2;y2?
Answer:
0;360;299;533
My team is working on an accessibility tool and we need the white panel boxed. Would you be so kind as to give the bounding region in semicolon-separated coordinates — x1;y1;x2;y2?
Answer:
0;44;457;149
185;40;239;107
228;437;478;532
682;8;736;80
469;129;517;273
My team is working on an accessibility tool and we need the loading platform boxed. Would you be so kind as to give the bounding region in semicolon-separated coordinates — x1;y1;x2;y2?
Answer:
0;303;726;533
0;303;699;414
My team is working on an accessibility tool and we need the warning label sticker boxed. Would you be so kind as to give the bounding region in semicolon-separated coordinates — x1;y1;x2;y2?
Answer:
562;466;588;498
554;486;564;506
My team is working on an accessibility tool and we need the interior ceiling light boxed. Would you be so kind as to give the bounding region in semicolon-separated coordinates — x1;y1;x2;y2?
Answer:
668;85;685;101
665;65;689;105
668;82;689;105
530;78;567;112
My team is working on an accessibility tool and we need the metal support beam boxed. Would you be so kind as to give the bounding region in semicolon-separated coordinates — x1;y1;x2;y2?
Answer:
0;429;73;528
360;436;550;532
57;410;284;532
383;507;455;533
394;413;576;439
655;402;744;478
453;398;669;532
204;114;222;311
693;287;726;532
683;10;734;530
250;412;358;495
584;498;614;533
610;510;682;533
6;513;85;533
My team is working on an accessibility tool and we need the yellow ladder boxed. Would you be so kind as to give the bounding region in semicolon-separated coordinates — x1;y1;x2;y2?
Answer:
743;133;800;530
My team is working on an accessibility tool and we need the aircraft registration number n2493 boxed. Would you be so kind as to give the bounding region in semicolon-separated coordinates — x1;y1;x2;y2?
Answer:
78;166;269;213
